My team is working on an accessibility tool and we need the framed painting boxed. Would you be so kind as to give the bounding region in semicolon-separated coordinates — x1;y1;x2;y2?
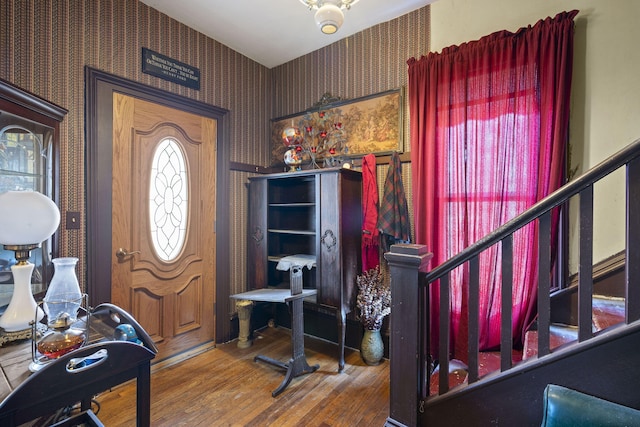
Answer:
270;88;403;167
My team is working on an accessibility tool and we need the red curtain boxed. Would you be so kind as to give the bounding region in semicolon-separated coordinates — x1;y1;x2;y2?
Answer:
408;11;577;357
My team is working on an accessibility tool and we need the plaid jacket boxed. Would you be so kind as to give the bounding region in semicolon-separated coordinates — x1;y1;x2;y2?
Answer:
377;151;411;251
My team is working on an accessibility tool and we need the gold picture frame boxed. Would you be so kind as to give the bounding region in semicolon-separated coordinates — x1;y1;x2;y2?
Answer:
270;88;403;167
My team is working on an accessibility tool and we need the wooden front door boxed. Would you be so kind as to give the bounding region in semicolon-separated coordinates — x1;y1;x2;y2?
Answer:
111;93;216;361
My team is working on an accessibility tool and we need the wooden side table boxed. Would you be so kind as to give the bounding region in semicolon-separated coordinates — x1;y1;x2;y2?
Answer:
0;303;157;426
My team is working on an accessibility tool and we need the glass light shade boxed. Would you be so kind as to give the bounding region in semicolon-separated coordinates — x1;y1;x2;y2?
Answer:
0;190;60;332
315;4;344;34
0;191;60;245
44;257;82;329
298;0;361;9
281;126;303;147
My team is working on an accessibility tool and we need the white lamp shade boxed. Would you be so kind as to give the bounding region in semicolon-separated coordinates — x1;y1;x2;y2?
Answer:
0;191;60;245
315;4;344;34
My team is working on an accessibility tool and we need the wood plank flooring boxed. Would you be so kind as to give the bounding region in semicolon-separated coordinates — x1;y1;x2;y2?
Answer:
95;327;390;426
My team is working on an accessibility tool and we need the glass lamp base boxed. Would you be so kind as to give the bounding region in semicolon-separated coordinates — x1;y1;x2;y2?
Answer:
0;262;44;332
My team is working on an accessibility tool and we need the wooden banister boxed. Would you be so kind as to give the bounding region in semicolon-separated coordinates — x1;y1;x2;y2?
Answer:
386;137;640;426
384;244;431;427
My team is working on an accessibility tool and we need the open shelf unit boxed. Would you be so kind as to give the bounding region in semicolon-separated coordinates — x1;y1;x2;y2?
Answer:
247;168;362;371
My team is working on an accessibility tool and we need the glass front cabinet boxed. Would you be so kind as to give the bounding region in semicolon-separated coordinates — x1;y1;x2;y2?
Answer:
0;79;67;308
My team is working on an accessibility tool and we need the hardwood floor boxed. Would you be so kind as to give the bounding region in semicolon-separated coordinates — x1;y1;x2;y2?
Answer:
95;327;390;426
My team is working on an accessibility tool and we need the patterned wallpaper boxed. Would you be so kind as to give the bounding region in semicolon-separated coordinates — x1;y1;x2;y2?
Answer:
0;0;430;307
272;8;430;123
272;8;431;274
1;0;271;296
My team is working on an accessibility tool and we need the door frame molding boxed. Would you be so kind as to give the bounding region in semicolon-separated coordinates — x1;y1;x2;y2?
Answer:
84;67;231;343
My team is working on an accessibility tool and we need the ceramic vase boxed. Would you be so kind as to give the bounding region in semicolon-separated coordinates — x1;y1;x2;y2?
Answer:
360;328;384;365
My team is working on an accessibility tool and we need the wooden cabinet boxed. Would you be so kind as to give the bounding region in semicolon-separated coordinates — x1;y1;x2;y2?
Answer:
0;80;67;305
247;168;362;372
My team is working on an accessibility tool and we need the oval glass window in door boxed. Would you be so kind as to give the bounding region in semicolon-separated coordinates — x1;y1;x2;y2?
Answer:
149;138;188;262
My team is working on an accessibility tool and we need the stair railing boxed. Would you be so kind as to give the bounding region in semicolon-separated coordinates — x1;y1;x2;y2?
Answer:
384;137;640;427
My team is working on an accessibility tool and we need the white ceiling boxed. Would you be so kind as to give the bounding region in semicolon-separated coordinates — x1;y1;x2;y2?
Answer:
139;0;432;69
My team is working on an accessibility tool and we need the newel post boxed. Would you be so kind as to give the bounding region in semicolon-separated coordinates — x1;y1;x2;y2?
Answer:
384;244;432;427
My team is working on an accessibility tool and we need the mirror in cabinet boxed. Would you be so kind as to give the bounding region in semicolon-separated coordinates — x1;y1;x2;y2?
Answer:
0;80;67;313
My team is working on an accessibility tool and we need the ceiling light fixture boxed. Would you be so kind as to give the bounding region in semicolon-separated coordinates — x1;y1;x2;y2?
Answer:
299;0;360;35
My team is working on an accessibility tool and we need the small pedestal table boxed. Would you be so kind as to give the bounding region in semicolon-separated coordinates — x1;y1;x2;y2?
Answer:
231;255;319;397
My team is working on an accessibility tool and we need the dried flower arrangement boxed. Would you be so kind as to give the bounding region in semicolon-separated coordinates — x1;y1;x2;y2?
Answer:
356;266;391;331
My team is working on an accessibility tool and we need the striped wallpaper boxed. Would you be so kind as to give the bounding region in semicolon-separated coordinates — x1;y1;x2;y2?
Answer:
0;0;429;300
271;8;431;283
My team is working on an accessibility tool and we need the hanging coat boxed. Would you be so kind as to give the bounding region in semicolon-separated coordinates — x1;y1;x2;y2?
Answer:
361;153;380;271
378;152;411;252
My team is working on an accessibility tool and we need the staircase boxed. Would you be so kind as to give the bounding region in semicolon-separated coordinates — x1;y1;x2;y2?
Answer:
384;138;640;427
428;294;627;394
523;295;625;360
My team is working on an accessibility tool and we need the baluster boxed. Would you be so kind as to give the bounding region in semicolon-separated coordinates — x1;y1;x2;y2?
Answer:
439;274;450;394
501;235;513;371
467;255;480;384
626;157;640;322
578;186;594;342
537;211;552;357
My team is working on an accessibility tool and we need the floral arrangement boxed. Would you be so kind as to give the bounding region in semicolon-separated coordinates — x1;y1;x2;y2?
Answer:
280;106;349;170
356;266;391;331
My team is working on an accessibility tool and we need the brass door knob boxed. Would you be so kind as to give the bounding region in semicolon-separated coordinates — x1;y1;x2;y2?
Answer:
115;248;141;260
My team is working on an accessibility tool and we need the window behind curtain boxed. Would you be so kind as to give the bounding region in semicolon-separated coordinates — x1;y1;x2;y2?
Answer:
408;10;577;359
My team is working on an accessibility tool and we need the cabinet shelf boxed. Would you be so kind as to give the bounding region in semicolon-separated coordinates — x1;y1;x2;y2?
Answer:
0;169;42;178
268;202;315;208
268;229;315;235
267;255;317;263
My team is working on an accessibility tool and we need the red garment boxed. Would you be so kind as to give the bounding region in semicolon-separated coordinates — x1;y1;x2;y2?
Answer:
361;154;379;271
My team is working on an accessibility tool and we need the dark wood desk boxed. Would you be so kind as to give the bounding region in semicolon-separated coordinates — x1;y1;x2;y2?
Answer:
0;303;157;426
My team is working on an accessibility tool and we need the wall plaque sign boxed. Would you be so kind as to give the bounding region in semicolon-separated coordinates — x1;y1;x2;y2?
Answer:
142;48;200;90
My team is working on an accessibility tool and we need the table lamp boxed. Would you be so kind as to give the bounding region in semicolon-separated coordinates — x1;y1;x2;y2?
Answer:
33;256;87;366
0;190;60;332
